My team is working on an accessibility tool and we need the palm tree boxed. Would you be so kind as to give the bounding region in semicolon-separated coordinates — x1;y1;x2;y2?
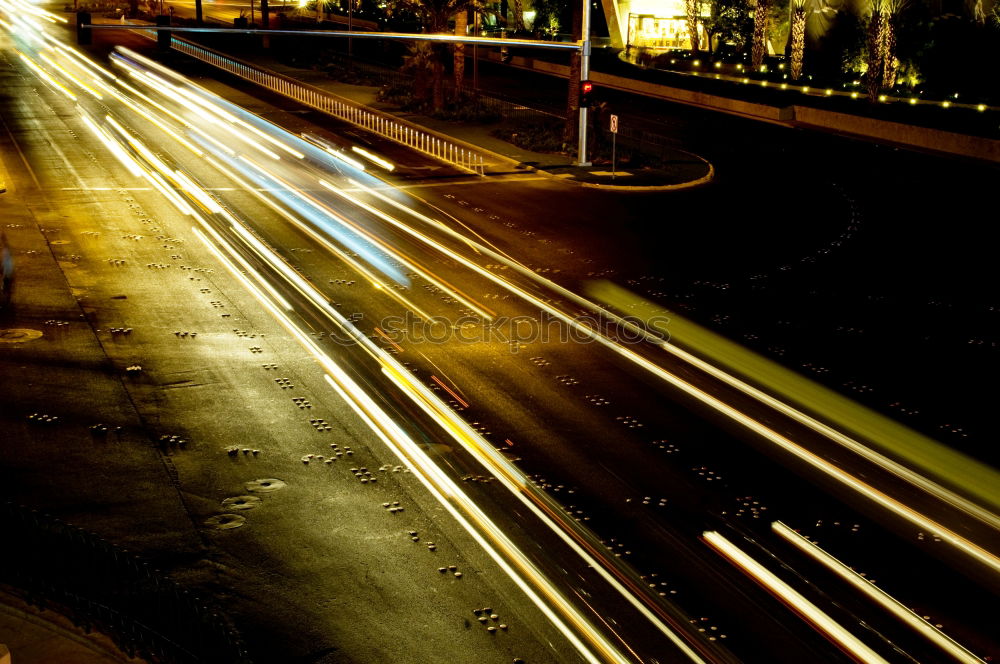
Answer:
398;0;483;112
402;41;435;105
866;0;902;100
751;0;771;69
789;0;806;79
511;0;526;31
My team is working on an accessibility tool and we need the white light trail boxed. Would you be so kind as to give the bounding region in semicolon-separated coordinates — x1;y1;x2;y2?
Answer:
771;521;986;664
703;530;891;664
341;180;1000;577
351;145;395;171
78;112;143;177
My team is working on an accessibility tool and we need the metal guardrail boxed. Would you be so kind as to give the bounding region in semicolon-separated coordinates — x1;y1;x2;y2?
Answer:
0;501;250;664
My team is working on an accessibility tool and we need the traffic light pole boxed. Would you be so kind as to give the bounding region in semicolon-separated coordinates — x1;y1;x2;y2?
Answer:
576;0;592;166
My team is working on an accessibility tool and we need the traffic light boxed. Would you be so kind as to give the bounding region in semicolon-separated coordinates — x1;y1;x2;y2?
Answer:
579;80;594;107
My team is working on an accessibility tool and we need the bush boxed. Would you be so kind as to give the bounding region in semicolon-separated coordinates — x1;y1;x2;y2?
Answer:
490;117;566;153
322;60;381;86
375;83;420;110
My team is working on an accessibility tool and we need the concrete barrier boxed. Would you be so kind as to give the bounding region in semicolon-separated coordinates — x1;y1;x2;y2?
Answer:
791;105;1000;162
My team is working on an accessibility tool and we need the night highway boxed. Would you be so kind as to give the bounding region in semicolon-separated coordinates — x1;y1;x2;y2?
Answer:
1;4;998;664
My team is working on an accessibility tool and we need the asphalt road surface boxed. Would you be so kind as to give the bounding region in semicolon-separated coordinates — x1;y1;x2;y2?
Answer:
2;7;998;664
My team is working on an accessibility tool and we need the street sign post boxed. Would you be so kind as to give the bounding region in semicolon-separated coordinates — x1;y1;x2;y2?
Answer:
609;114;618;180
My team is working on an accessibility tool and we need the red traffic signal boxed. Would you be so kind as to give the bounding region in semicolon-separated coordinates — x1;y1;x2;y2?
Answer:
579;80;594;106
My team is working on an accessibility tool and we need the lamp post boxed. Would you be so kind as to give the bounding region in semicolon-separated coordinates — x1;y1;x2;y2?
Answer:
576;0;591;166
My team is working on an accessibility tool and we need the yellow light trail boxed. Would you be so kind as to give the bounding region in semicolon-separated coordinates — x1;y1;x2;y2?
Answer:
18;51;77;101
319;179;496;320
588;283;1000;553
189;184;711;662
187;222;638;664
330;174;1000;576
37;49;102;99
351;145;395;171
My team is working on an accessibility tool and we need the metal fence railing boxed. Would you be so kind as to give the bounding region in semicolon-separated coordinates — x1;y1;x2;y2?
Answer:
610;123;684;160
167;37;488;174
0;501;250;664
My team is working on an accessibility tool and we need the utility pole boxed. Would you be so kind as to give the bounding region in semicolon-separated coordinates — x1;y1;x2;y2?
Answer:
576;0;591;166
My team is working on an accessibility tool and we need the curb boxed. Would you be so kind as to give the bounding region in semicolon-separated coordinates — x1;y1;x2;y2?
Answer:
575;160;714;191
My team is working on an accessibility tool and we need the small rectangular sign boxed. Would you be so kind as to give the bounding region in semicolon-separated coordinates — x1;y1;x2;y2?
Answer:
609;114;619;134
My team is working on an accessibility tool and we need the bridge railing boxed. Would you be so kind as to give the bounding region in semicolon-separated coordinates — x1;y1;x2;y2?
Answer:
160;35;488;175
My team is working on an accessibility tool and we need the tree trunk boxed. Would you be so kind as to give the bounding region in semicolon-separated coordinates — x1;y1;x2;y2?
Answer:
512;0;526;31
866;8;883;101
432;55;445;112
751;0;771;69
454;10;467;98
790;4;805;80
881;13;896;89
686;0;700;52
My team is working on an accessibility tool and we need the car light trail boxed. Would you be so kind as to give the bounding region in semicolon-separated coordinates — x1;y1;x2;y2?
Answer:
771;521;986;664
315;181;495;320
331;179;1000;577
351;146;395;172
226;153;410;286
352;174;1000;535
17;51;76;100
429;374;470;409
186;222;638;664
5;0;65;23
37;49;102;99
200;155;435;320
702;531;891;664
117;47;305;160
78;111;143;177
301;133;366;172
589;282;1000;530
188;177;716;662
15;18;975;657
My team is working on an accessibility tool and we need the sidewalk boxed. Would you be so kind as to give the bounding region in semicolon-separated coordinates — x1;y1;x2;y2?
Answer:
216;48;715;190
